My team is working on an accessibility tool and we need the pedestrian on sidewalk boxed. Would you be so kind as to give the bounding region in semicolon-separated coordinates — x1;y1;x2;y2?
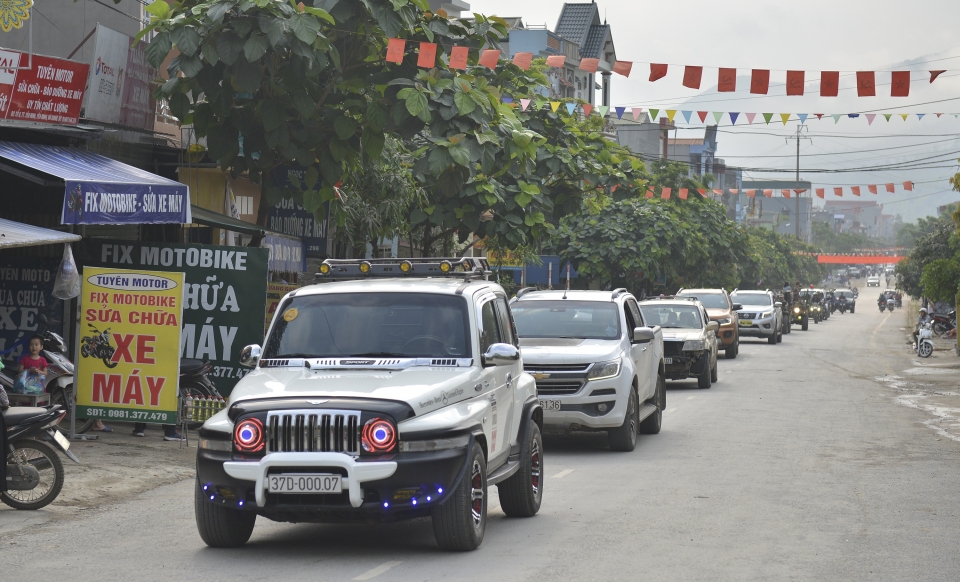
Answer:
133;423;184;441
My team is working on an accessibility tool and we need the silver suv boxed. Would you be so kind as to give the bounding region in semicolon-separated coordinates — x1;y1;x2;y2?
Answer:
511;289;665;452
730;290;783;345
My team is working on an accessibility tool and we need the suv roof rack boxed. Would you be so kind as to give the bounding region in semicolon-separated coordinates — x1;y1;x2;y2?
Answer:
515;287;539;299
315;257;491;282
611;288;628;300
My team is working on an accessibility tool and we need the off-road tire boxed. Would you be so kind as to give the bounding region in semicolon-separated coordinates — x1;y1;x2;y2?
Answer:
608;388;639;451
194;479;256;548
724;337;739;359
0;440;64;510
801;317;809;331
768;331;777;344
433;442;487;551
498;421;543;517
639;374;665;435
697;354;712;388
710;356;718;383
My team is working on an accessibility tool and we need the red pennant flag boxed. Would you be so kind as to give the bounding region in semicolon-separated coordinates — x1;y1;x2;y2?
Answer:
782;189;791;198
417;42;438;68
545;55;565;68
852;186;861;196
745;189;756;198
763;189;773;198
856;71;876;96
815;113;824;120
786;71;805;96
386;38;405;63
697;189;707;197
649;64;668;82
697;111;708;122
903;181;913;191
793;189;807;194
449;46;469;70
750;69;770;94
661;187;672;199
868;184;877;194
646;187;654;199
729;189;739;195
930;70;946;83
885;183;895;193
891;71;910;97
682;66;703;89
718;68;737;92
579;58;599;73
816;188;825;198
713;189;722;196
512;52;532;70
820;71;839;97
613;61;632;77
478;49;500;69
679;188;688;200
582;103;593;117
834;187;843;196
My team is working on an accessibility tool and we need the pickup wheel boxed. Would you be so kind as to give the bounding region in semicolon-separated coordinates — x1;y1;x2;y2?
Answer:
697;354;712;389
433;442;486;551
710;355;718;383
639;374;664;434
497;421;543;517
724;337;738;359
768;331;777;344
608;388;639;451
194;479;256;548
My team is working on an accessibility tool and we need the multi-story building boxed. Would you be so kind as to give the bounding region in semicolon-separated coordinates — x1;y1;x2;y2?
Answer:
741;181;815;242
427;0;471;18
822;201;884;238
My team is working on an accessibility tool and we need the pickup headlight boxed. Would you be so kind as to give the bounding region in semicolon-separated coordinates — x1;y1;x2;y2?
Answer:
760;311;773;318
399;435;470;452
587;358;621;381
717;317;732;325
682;340;704;351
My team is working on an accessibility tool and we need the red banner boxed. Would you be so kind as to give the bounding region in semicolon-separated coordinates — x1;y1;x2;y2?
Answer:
817;255;904;264
0;50;88;126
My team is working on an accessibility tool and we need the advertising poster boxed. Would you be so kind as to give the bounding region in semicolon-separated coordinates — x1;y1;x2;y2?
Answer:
85;25;155;131
0;258;63;357
75;267;184;424
0;49;88;125
264;282;298;335
78;241;269;396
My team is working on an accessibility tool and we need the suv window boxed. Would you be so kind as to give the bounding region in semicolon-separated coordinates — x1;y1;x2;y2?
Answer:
479;299;504;354
512;301;622;340
494;295;517;346
626;299;644;327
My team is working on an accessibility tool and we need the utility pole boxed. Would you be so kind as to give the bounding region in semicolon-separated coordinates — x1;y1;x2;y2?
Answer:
788;125;811;241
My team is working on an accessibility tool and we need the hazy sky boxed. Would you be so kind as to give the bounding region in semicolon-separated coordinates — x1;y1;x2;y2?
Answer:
471;0;960;221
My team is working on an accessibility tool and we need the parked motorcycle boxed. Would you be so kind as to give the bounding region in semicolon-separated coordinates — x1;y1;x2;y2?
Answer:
2;405;80;509
914;322;935;358
931;311;957;338
79;324;117;369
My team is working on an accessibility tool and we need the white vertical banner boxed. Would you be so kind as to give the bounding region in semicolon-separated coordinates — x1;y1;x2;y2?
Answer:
85;25;127;124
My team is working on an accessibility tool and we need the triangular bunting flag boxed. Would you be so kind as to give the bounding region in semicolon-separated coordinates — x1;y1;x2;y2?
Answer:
666;109;677;122
783;190;791;199
565;103;576;115
831;114;842;123
502;97;514;104
936;113;943;118
794;189;807;194
903;181;913;191
661;187;672;199
697;189;707;197
632;108;643;121
899;113;909;121
885;183;895;192
852;186;861;196
729;112;740;125
713;112;724;124
649;108;660;120
868;184;877;194
729;189;739;195
598;106;608;117
866;114;876;125
930;70;946;83
746;113;757;124
917;113;925;120
883;113;892;121
550;101;561;113
816;188;824;198
615;106;626;119
682;110;692;123
582;103;593;117
745;189;756;198
678;188;688;200
780;113;791;125
697;111;708;122
763;189;773;198
713;189;722;196
520;98;531;111
798;113;808;124
815;114;824;120
762;113;774;124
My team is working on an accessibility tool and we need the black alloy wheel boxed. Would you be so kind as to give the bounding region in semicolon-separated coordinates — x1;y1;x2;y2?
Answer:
498;420;544;517
433;442;487;550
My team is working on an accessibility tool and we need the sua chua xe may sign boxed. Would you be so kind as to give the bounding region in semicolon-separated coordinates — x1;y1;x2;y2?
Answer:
76;267;184;424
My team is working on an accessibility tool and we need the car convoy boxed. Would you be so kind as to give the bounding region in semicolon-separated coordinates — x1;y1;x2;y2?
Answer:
194;257;878;551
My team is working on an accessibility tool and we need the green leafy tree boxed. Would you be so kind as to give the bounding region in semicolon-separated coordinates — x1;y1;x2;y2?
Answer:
895;220;959;298
919;258;960;303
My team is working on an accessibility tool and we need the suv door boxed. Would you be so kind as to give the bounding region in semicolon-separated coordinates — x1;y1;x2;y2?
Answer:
477;294;512;465
493;294;522;451
623;298;653;399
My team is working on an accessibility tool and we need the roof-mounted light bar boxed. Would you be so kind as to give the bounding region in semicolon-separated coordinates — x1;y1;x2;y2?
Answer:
316;257;491;281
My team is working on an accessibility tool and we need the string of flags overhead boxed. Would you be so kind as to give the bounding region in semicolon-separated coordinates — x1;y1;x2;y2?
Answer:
647;182;915;200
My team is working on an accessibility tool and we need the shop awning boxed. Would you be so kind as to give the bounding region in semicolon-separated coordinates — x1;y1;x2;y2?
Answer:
0;218;81;249
191;205;270;237
0;141;190;225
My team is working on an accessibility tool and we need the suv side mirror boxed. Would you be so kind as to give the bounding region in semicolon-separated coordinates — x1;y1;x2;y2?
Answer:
632;327;655;344
706;321;719;332
239;344;261;368
482;343;520;367
731;303;742;311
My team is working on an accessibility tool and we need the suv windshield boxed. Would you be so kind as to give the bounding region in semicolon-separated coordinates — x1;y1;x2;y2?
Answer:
638;305;703;329
264;292;470;358
512;301;621;339
838;290;854;299
731;292;772;306
678;292;728;309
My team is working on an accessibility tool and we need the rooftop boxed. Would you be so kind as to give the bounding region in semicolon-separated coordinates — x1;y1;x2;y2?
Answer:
555;3;599;46
582;24;609;58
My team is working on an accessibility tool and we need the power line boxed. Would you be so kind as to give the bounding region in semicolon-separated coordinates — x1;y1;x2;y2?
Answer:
715;137;960;158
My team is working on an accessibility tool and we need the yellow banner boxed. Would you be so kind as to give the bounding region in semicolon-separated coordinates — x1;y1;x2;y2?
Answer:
76;267;184;424
487;250;524;268
265;282;299;335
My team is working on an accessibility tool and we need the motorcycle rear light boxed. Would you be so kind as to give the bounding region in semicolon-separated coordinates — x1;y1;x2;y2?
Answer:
362;418;397;453
234;418;264;453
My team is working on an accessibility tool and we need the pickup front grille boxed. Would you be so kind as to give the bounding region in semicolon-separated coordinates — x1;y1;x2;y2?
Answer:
266;409;361;455
663;341;683;358
524;363;591;373
536;381;584;396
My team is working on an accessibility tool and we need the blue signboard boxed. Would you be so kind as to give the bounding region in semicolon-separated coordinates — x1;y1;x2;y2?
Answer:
0;258;64;358
268;164;328;257
501;256;578;286
264;234;306;272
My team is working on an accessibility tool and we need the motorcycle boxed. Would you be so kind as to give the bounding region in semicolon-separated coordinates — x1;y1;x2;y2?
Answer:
879;300;886;313
838;298;848;314
79;324;117;369
931;311;957;338
914;322;935;358
2;405;80;509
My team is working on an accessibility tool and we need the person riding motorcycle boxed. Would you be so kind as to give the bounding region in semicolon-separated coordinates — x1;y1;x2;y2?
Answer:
912;307;932;345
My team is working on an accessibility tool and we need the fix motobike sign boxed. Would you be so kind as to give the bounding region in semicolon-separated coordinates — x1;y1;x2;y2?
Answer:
75;267;184;425
78;241;269;396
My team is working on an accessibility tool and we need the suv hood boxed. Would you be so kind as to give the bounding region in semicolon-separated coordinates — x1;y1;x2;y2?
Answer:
659;329;703;341
519;338;622;364
228;366;481;416
705;308;732;318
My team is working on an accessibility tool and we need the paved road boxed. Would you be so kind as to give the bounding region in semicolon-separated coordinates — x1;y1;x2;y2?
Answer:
5;290;960;581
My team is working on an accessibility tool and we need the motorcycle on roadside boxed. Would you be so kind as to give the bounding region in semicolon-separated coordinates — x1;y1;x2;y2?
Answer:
914;322;935;358
931;311;957;338
2;405;80;509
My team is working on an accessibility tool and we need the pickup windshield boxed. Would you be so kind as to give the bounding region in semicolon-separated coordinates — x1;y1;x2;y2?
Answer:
731;292;772;306
512;301;621;339
263;293;470;359
678;293;728;309
638;305;703;329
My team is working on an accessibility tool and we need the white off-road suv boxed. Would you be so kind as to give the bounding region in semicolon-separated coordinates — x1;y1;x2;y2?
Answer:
510;289;665;451
194;258;543;551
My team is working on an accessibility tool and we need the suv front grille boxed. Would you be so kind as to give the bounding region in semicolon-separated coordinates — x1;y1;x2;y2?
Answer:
266;409;361;455
524;363;591;373
536;381;584;396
